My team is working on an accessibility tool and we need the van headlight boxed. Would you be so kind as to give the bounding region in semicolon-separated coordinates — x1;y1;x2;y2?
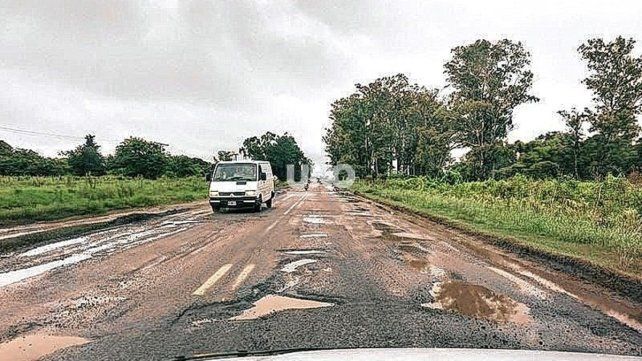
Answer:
209;190;219;197
245;190;257;197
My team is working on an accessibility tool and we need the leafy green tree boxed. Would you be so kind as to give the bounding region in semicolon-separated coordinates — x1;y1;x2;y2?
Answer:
216;151;236;162
241;132;310;180
445;39;539;179
62;134;106;176
578;36;642;176
0;141;68;176
165;155;211;177
558;109;588;179
414;102;455;177
324;74;453;178
0;140;12;156
110;137;168;179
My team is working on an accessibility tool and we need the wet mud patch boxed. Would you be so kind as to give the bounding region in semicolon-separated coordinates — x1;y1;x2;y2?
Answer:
230;294;334;320
396;241;430;255
0;209;187;255
407;259;429;272
423;281;532;325
370;221;403;234
391;232;434;241
0;333;89;361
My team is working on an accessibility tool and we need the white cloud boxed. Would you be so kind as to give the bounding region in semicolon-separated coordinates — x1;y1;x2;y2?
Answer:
0;0;641;166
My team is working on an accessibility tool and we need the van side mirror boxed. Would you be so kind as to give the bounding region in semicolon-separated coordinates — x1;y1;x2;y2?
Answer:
260;172;267;181
205;173;211;182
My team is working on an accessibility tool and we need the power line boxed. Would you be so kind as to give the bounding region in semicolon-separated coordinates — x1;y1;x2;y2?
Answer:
0;125;121;143
0;125;210;159
0;125;88;141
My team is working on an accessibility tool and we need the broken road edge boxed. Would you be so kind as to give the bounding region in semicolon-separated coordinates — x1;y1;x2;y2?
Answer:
352;190;642;304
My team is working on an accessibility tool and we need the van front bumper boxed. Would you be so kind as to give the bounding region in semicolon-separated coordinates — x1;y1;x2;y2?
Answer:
209;197;260;209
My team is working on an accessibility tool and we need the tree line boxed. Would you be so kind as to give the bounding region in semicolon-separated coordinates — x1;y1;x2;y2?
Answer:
324;36;642;181
0;131;311;180
0;136;211;179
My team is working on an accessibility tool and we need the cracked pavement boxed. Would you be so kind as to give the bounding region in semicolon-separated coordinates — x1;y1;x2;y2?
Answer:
0;183;640;360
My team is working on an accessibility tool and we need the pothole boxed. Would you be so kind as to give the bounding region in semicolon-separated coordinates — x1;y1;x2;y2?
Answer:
230;295;333;320
302;215;327;224
397;242;430;254
282;250;326;255
160;220;201;226
422;280;532;324
299;233;328;238
281;259;317;273
371;221;401;233
0;334;89;361
69;295;126;309
346;211;372;217
391;232;433;241
407;259;429;272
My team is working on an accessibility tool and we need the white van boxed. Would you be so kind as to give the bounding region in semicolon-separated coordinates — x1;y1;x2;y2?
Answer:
208;160;275;212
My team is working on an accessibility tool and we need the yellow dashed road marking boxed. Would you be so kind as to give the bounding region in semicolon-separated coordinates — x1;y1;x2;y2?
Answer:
193;264;233;296
231;264;255;290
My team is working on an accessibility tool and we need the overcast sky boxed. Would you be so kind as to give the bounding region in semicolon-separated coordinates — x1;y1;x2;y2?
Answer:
1;0;641;166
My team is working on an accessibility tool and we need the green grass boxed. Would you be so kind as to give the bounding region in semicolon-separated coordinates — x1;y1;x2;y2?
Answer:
352;175;642;278
0;176;208;225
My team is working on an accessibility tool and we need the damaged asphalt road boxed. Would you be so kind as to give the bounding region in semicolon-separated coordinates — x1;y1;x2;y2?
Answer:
0;183;640;360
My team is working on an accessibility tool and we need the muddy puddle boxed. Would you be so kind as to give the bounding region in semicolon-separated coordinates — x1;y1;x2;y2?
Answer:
423;280;532;324
407;259;429;272
0;334;89;361
0;253;92;287
0;225;192;288
231;295;333;320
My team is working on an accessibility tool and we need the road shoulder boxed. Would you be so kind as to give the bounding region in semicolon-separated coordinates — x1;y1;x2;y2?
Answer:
353;189;642;304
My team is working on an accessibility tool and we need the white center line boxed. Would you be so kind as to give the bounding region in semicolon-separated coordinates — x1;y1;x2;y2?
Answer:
265;219;280;233
284;193;307;215
262;193;308;236
193;264;233;296
231;264;255;290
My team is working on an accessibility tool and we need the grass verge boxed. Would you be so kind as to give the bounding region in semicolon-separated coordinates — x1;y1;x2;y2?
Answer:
0;176;208;225
352;177;641;282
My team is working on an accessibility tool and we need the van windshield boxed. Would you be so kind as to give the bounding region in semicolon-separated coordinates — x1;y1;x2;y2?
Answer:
212;163;257;182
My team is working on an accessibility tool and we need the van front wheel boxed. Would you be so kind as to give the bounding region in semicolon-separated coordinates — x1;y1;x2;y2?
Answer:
254;196;262;212
266;196;273;209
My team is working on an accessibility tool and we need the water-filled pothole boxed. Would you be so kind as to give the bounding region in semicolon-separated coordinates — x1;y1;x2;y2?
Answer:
230;295;333;320
281;259;317;273
303;215;327;224
0;334;89;361
283;250;326;255
423;281;532;324
407;259;429;272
